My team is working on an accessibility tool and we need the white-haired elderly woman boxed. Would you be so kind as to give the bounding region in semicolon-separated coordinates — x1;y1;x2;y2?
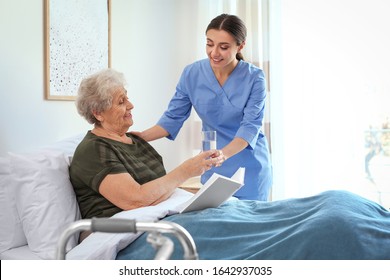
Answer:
69;68;224;226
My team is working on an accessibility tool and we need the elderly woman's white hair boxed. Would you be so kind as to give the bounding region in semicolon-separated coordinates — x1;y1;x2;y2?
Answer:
76;68;127;125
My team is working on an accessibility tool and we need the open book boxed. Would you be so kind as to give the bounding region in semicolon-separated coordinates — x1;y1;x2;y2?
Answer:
174;167;245;214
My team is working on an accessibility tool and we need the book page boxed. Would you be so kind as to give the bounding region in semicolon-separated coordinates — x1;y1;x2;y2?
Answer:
175;168;245;213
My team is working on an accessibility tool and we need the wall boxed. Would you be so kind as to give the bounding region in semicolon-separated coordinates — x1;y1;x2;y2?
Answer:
0;0;90;156
0;0;205;171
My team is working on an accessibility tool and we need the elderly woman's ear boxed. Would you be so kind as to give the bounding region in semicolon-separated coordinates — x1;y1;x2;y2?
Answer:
92;111;103;123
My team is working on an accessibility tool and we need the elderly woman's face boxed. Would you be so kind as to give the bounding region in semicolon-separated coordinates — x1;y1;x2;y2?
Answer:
99;87;134;132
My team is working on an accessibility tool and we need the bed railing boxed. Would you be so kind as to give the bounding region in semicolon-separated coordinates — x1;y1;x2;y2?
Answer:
56;218;199;260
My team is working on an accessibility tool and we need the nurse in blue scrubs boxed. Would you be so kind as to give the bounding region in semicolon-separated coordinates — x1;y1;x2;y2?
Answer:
136;14;272;200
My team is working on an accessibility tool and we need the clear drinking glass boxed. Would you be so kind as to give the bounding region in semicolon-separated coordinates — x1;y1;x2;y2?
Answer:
201;130;217;151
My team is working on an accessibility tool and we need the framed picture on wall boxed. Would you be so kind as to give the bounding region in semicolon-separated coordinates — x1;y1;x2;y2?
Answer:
44;0;111;100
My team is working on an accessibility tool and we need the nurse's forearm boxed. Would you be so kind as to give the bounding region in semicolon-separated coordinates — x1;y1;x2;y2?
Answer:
221;137;248;160
140;125;169;141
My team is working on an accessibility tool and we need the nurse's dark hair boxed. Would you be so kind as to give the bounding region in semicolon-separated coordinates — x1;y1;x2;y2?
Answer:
206;13;247;61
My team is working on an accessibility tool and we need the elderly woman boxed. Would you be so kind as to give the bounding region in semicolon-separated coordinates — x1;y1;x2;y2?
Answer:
70;68;224;222
70;69;390;260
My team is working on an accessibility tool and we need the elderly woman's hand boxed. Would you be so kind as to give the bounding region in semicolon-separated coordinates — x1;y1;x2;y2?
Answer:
179;150;223;178
180;150;218;178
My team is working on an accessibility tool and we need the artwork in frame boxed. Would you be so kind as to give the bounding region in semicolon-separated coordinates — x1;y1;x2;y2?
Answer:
44;0;111;100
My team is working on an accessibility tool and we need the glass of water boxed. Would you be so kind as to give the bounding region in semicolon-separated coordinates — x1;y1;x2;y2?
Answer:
201;130;217;151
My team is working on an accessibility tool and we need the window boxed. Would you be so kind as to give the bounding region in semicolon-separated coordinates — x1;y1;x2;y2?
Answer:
269;0;390;208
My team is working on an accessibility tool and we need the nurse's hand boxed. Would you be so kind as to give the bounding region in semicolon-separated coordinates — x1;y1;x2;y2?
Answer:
210;150;226;167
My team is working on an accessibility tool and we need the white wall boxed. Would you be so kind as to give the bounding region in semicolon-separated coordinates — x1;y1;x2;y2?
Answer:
0;0;90;156
0;0;207;171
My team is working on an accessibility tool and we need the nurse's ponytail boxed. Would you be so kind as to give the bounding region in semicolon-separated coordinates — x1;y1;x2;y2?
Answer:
236;52;244;61
206;14;247;61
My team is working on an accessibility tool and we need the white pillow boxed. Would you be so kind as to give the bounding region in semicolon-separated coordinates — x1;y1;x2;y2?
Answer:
0;157;27;253
10;150;81;259
43;133;85;157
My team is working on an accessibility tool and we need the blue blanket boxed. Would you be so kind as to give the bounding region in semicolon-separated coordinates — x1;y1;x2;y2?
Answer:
116;190;390;260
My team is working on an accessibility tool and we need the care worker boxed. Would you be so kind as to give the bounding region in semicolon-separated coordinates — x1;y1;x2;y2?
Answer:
135;14;272;200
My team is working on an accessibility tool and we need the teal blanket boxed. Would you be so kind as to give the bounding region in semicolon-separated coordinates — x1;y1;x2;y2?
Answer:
116;190;390;260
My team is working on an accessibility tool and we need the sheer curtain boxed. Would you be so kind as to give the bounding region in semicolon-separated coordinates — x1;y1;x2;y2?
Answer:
269;0;390;208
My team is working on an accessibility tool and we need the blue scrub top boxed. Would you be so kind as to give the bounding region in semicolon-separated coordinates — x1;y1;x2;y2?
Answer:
157;59;272;200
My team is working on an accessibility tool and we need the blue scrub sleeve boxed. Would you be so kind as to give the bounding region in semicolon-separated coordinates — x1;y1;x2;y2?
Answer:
235;72;267;149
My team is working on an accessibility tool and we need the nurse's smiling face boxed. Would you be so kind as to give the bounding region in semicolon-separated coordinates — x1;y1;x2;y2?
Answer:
206;29;244;69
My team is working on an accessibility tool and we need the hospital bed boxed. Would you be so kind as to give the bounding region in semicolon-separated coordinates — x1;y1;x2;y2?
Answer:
1;134;390;260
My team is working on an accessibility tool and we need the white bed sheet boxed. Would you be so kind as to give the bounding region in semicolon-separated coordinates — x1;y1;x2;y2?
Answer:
0;245;41;260
66;188;193;260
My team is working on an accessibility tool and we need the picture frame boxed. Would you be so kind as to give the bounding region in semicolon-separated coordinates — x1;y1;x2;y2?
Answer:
44;0;111;100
